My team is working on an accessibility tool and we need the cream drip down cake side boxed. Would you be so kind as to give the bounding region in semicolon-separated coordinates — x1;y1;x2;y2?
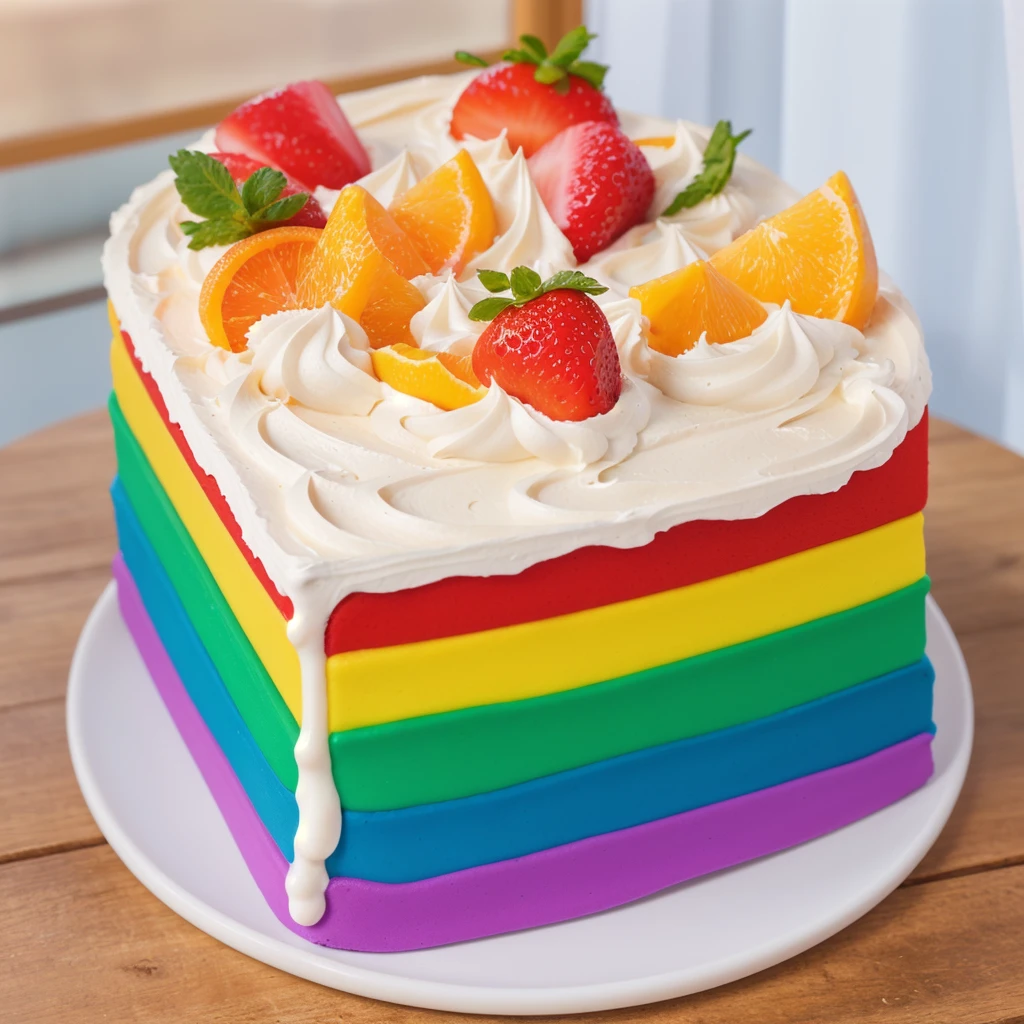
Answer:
102;27;934;951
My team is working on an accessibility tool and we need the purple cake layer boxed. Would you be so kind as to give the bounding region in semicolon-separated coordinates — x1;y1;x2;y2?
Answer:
115;554;935;953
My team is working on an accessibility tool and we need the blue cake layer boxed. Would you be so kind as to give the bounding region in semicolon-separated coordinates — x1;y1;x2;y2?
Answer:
114;476;936;884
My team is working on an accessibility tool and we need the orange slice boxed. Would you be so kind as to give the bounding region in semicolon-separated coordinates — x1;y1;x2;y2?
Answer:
630;260;767;356
370;343;486;410
198;226;322;352
709;171;878;330
297;184;429;348
634;136;676;148
388;150;497;275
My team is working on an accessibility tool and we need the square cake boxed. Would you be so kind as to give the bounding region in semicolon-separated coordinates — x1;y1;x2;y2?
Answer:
102;29;934;952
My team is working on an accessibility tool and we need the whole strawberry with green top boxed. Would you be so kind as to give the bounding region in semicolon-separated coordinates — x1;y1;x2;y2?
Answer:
452;27;616;157
469;267;621;422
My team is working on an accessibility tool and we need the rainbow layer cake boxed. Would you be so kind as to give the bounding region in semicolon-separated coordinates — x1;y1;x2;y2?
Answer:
102;29;934;952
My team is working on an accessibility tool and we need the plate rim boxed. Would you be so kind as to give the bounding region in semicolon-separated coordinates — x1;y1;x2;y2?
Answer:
66;582;973;1015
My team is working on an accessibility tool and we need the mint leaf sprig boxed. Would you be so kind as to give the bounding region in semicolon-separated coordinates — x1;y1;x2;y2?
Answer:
662;121;752;217
168;150;311;250
468;266;608;322
456;25;609;93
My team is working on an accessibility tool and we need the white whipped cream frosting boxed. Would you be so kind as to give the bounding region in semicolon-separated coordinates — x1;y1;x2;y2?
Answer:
103;73;930;926
104;70;930;602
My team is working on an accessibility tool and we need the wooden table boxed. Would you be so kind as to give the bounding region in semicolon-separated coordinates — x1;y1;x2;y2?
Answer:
2;411;1022;1023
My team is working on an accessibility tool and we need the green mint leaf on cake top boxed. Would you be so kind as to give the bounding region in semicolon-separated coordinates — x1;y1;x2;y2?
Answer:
455;25;609;91
468;266;608;321
662;121;752;217
454;50;490;67
168;150;311;250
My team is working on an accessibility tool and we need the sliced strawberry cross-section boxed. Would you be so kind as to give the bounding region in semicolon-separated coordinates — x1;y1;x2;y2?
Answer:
215;80;371;192
529;120;655;263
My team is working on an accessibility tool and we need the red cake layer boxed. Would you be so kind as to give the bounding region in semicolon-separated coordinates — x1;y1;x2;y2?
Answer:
121;328;928;656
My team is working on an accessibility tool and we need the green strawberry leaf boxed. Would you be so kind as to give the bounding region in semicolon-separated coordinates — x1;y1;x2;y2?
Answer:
503;47;538;64
477;269;511;293
468;296;516;321
662;120;752;216
470;266;608;320
169;150;245;220
455;50;490;67
256;193;309;224
241;166;287;217
548;26;597;68
179;219;252;251
567;60;608;91
519;34;548;61
510;266;543;300
534;63;568;86
539;269;609;297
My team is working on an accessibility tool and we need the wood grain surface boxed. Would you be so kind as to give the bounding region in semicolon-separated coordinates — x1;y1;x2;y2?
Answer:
1;410;1022;1022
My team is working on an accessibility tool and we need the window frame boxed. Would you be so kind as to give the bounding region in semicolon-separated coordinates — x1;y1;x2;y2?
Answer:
0;0;582;170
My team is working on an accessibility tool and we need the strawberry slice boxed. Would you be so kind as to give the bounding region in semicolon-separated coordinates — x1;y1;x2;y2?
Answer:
528;120;655;263
450;62;617;157
470;268;621;421
208;152;327;229
215;81;371;192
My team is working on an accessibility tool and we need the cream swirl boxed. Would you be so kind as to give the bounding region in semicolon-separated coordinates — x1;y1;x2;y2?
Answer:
245;306;381;416
463;145;576;279
354;148;431;207
372;378;650;467
639;123;759;252
648;303;860;411
583;219;706;294
410;272;485;356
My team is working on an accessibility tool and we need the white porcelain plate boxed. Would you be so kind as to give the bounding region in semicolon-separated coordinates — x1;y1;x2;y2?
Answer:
66;584;972;1015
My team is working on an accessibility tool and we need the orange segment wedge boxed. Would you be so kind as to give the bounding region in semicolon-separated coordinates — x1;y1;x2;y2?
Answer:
198;226;322;352
388;150;497;275
371;343;486;410
709;170;879;330
630;260;767;356
297;184;429;348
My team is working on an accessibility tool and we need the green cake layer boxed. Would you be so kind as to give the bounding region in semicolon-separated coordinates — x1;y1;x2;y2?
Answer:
111;394;931;811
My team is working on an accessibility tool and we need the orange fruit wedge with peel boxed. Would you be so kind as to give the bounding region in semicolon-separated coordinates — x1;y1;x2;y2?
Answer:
297;185;429;348
371;343;486;410
389;150;497;275
709;171;878;330
199;226;322;352
630;260;767;356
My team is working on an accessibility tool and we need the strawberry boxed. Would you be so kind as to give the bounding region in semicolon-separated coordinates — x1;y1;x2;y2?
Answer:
208;152;327;228
451;27;616;157
451;63;617;158
214;80;371;192
528;120;655;263
469;267;621;421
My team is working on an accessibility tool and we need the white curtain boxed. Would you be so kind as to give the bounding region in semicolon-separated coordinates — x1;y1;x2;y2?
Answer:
587;0;1024;454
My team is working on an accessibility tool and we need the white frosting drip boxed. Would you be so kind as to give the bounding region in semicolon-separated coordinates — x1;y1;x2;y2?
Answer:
102;72;931;927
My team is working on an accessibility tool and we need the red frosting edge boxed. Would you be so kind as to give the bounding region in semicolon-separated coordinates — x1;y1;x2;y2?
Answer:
119;328;928;655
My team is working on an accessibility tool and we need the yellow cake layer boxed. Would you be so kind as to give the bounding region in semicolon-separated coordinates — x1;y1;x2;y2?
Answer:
112;329;926;732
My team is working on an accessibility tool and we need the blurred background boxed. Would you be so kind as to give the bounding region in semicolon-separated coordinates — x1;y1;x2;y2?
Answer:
1;0;1021;454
